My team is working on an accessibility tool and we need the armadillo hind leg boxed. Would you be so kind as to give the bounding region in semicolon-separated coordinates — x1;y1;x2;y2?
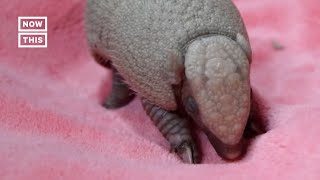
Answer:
102;68;136;109
141;99;200;164
90;50;136;109
90;49;135;108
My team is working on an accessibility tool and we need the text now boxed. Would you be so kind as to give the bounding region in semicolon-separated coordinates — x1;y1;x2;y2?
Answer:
18;17;47;31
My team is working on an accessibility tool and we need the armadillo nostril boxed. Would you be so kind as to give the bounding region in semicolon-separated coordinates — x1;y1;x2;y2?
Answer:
206;131;247;161
215;143;245;160
218;148;243;160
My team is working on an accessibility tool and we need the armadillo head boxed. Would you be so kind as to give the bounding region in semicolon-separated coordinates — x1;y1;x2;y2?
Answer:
181;35;251;160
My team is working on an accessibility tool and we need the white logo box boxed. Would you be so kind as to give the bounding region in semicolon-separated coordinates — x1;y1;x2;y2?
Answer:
18;16;47;32
18;33;47;48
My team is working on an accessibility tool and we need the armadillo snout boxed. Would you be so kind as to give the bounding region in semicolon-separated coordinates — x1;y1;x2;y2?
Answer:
206;131;246;160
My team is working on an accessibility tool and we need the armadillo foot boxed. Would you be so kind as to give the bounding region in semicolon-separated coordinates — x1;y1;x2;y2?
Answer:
141;99;200;164
170;138;199;164
103;68;136;109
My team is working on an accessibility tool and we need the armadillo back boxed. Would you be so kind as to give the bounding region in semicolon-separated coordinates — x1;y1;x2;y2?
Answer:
85;0;250;110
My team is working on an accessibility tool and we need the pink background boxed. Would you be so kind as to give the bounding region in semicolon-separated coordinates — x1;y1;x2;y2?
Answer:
1;0;320;179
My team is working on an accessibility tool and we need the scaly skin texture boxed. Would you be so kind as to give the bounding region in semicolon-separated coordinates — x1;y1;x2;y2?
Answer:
184;36;250;145
85;0;264;163
183;35;250;159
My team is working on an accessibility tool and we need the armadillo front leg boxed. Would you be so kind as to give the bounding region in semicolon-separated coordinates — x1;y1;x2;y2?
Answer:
141;99;200;164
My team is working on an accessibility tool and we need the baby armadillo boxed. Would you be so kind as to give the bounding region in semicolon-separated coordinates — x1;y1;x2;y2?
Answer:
85;0;265;163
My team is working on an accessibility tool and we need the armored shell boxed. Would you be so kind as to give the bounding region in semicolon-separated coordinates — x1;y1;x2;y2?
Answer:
85;0;251;110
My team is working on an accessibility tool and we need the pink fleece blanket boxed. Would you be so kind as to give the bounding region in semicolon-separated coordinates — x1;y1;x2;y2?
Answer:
1;0;320;179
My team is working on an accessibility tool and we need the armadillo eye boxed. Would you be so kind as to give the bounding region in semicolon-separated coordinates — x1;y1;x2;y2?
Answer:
184;96;199;115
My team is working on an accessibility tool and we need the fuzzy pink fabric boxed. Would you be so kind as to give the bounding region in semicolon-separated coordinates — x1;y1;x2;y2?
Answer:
1;0;320;179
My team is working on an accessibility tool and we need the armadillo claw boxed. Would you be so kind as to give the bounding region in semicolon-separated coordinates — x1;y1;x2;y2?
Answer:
171;141;200;164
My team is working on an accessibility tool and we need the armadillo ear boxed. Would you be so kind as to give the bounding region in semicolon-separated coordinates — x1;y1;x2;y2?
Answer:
243;88;268;138
236;33;252;63
166;50;185;85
